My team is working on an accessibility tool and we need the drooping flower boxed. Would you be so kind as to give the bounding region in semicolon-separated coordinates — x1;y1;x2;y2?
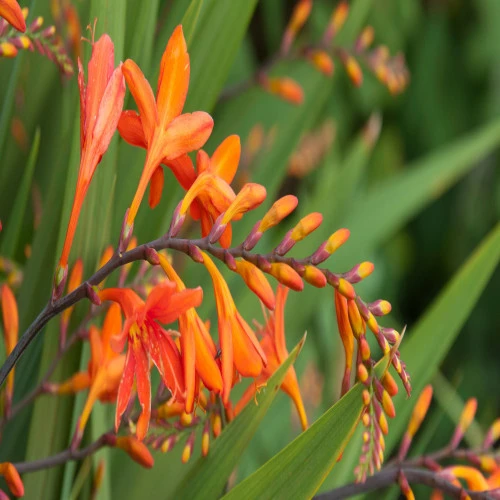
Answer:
117;25;214;233
0;0;26;32
158;253;223;413
1;284;18;416
201;252;267;405
52;304;125;442
55;33;125;297
234;285;308;430
99;282;202;440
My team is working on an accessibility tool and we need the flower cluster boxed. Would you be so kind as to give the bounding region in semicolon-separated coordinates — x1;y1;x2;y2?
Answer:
249;0;409;105
0;1;73;75
0;19;411;491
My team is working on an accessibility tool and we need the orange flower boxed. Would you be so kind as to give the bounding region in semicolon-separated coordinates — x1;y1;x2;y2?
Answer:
158;253;223;413
0;0;26;32
1;284;18;415
56;33;125;296
53;304;125;442
234;285;308;430
202;252;267;405
177;135;242;248
99;282;202;440
0;462;24;497
334;289;354;396
117;25;214;232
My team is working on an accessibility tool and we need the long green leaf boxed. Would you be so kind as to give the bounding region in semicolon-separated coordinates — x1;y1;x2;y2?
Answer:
175;335;306;500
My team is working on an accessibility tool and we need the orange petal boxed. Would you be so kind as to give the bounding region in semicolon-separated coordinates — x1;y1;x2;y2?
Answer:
268;263;304;291
219;224;232;249
282;367;308;430
148;166;164;209
273;285;289;363
146;284;203;324
163;154;196;191
210;135;240;183
0;462;24;497
219;316;234;405
221;183;267;224
1;284;18;354
334;290;354;394
162;112;214;160
232;315;264;378
122;59;157;142
101;303;123;359
157;25;190;127
99;287;144;319
84;34;115;142
115;436;154;468
259;195;298;233
133;340;151;440
115;344;136;432
88;325;104;374
0;0;26;32
55;371;91;394
93;64;126;159
118;110;147;148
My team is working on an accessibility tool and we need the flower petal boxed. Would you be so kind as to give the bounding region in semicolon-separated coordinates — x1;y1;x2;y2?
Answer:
115;344;136;432
163;154;196;191
210;135;240;183
153;287;203;324
99;287;143;319
157;25;189;127
101;303;123;359
219;316;233;405
148;166;164;209
143;282;176;316
133;339;151;440
85;34;115;141
122;59;157;142
282;368;308;430
118;110;147;148
93;64;126;159
162;112;214;161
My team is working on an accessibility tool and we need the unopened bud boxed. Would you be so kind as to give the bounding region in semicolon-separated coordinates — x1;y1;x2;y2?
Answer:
382;327;400;344
212;412;222;438
161;434;177;453
355;26;375;52
202;419;210;457
242;221;264;251
223;251;237;271
269;263;304;291
187;244;204;263
259;195;298;233
302;265;326;288
182;433;195;463
398;471;414;500
274;230;295;256
235;260;275;310
382;372;398;397
324;1;349;43
260;75;304;105
167;201;185;238
369;299;392;316
84;283;101;306
347;300;363;338
291;212;322;242
222;183;267;225
357;363;369;384
115;436;154;468
52;263;68;302
450;398;477;449
362;389;371;406
340;53;363;87
359;336;371;361
144;247;160;266
483;418;500;449
29;16;44;32
281;0;312;54
306;49;334;76
337;278;356;300
0;462;24;497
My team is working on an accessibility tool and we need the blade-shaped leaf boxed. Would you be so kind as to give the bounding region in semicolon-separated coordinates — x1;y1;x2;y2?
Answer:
174;335;306;500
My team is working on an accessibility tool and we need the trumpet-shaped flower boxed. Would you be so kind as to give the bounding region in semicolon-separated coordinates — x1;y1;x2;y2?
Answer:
99;282;202;440
201;252;267;405
56;33;125;296
176;135;242;248
53;304;125;441
234;285;308;430
0;0;25;32
117;25;214;230
158;253;223;413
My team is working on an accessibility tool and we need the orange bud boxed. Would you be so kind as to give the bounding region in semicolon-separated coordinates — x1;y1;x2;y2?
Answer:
382;390;396;419
359;336;371;361
362;389;371;406
382;372;398;397
347;300;363;338
222;183;267;224
483;418;500;448
357;363;369;383
398;471;414;500
259;195;298;233
337;278;356;300
235;260;275;310
201;420;210;457
181;433;195;463
358;262;375;280
1;285;18;354
0;42;18;58
281;0;312;54
450;398;477;449
331;1;349;33
212;412;222;438
479;455;497;473
115;436;154;468
0;462;24;497
180;412;193;427
269;263;303;291
342;55;363;87
407;385;433;438
362;413;370;426
442;466;489;491
291;212;323;241
263;76;304;105
356;26;375;51
307;50;334;76
99;245;114;269
161;434;177;453
302;265;327;288
325;228;350;254
379;412;389;435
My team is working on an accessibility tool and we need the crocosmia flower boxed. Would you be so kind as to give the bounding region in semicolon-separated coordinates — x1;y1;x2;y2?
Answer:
117;25;214;233
0;0;26;32
234;285;308;430
55;33;125;297
99;282;203;440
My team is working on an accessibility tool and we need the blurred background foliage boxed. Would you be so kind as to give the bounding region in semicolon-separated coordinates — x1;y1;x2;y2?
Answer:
0;0;499;498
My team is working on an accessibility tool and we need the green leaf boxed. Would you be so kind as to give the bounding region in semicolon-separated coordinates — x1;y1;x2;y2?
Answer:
1;128;40;258
223;384;364;500
320;222;500;491
174;335;307;500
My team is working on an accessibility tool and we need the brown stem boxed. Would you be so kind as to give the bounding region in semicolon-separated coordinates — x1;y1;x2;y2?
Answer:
0;234;341;389
315;466;498;499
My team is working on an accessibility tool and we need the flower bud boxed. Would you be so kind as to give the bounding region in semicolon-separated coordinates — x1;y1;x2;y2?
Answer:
259;195;298;233
356;26;375;52
450;398;477;449
182;433;195;463
202;419;210;457
260;76;304;105
302;265;326;288
222;183;267;224
115;436;154;468
235;260;275;310
306;50;334;76
0;463;24;497
324;1;349;43
290;212;322;242
268;263;303;291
